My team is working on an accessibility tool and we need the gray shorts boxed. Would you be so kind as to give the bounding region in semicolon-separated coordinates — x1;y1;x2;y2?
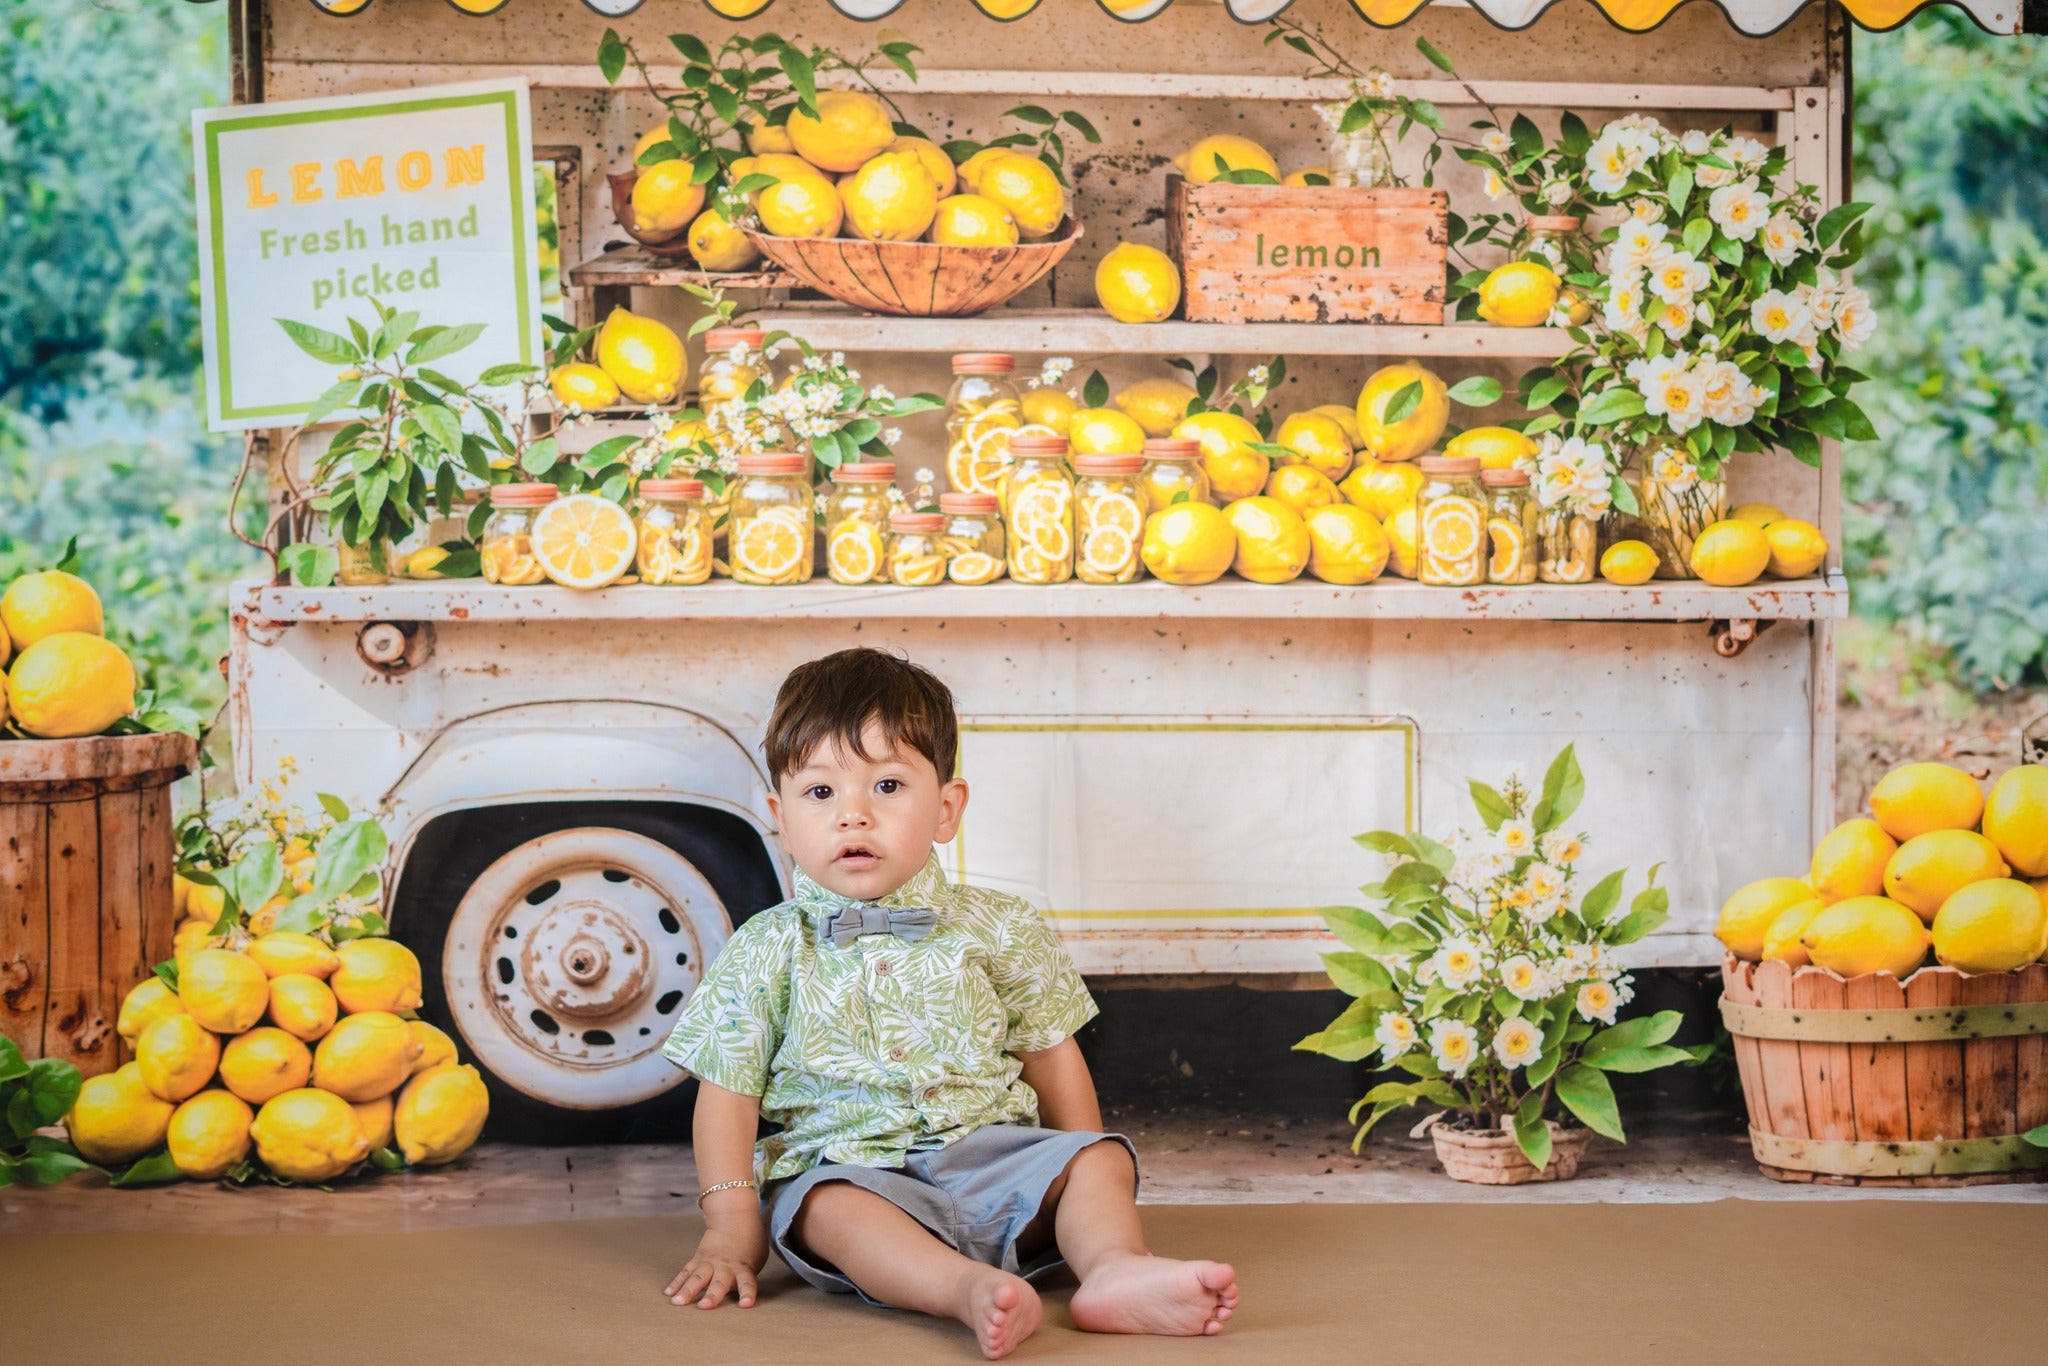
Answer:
763;1124;1138;1303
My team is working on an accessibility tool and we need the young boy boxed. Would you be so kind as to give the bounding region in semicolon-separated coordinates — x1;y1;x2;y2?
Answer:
661;648;1237;1359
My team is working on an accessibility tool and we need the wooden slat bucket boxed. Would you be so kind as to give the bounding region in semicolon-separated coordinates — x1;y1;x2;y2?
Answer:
0;734;197;1077
1721;955;2048;1186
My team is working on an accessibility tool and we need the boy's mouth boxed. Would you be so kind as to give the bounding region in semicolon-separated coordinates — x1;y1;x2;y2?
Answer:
833;842;880;872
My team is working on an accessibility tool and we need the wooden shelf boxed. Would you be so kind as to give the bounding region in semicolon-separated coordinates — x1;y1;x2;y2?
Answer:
244;574;1846;626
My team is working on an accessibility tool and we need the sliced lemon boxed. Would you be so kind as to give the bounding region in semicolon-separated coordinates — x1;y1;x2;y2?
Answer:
531;495;638;590
480;535;545;586
888;552;948;587
1081;525;1139;579
947;552;1005;585
733;514;810;583
1012;545;1061;583
1487;517;1527;582
1082;492;1144;540
828;520;885;584
1422;497;1483;564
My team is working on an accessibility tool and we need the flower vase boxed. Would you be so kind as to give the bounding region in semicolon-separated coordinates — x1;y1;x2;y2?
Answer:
1317;104;1390;189
1633;445;1726;580
1537;509;1597;584
1432;1120;1591;1185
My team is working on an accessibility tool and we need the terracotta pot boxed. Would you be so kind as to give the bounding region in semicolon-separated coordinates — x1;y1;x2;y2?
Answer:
1431;1120;1591;1185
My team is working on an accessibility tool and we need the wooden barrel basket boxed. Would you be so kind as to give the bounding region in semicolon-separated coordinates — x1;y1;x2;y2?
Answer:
0;734;197;1076
1721;955;2048;1186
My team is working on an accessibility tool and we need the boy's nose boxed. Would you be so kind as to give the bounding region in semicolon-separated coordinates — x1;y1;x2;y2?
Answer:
837;802;871;828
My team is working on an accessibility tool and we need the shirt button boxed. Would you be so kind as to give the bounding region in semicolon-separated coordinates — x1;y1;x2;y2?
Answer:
875;961;892;977
890;1047;905;1061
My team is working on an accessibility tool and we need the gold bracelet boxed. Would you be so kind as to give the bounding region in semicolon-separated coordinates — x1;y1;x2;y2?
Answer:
697;1178;756;1206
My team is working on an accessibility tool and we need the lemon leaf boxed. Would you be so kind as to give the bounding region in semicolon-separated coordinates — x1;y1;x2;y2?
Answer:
1553;1064;1624;1141
597;28;627;85
1531;743;1583;832
1513;1094;1551;1171
1467;780;1510;831
110;1149;182;1188
1446;376;1501;407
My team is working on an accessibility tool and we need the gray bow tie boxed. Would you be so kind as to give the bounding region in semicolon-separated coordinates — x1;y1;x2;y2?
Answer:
822;902;938;948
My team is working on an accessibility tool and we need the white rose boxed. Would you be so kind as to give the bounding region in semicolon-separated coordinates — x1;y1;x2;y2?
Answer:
1708;177;1769;242
1751;289;1817;346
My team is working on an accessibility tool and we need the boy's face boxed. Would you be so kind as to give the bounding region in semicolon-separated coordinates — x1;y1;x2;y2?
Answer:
768;718;967;902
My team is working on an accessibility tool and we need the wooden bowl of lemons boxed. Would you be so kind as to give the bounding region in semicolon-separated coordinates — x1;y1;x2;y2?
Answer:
744;218;1083;317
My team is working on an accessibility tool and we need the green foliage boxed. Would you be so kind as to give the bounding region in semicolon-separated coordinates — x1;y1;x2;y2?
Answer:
0;1036;89;1187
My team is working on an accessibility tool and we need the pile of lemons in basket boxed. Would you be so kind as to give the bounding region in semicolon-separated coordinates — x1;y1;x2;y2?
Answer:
1716;761;2048;978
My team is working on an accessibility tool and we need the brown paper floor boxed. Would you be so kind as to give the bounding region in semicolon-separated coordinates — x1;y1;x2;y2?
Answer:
5;1200;2045;1365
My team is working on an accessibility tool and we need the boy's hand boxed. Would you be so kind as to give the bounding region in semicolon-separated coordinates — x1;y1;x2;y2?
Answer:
666;1210;769;1309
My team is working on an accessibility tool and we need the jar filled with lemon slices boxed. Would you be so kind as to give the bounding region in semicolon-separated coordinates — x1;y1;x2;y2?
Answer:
885;513;950;587
938;492;1005;585
1416;456;1486;588
1072;454;1146;584
634;478;714;586
1003;433;1074;585
1481;469;1538;586
728;452;815;585
480;483;556;586
1138;436;1210;518
944;354;1022;500
698;326;767;409
823;461;897;585
1538;505;1599;584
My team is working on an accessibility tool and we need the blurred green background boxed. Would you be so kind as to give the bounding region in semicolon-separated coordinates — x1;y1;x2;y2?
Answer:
0;3;2044;722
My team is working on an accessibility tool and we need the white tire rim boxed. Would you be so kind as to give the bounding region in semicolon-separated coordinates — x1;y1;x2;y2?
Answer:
443;826;732;1109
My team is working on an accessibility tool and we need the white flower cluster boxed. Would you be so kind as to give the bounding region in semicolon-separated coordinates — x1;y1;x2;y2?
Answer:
1749;268;1875;355
1033;356;1075;389
1623;352;1772;434
1531;433;1614;516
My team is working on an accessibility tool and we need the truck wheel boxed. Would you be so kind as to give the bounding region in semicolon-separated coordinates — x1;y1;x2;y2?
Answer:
396;802;781;1143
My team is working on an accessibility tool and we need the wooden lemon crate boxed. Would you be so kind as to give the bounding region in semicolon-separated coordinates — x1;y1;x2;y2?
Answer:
1164;174;1448;325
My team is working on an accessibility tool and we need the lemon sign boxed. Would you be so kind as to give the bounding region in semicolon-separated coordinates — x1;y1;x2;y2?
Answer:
193;79;542;431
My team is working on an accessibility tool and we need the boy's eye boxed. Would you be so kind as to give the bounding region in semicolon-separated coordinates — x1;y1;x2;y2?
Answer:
875;778;902;795
804;784;832;801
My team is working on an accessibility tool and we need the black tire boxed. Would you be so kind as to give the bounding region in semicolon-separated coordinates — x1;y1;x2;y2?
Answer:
392;800;782;1144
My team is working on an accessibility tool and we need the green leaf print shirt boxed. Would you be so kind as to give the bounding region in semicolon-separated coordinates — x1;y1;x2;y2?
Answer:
662;854;1099;1183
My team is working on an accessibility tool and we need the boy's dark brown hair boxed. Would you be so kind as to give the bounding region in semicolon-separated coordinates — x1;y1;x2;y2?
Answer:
764;648;958;785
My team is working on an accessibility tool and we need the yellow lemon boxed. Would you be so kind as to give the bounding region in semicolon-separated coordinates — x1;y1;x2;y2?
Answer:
1984;765;2048;878
167;1089;254;1180
1338;457;1425;524
66;1063;174;1165
1068;407;1147;457
1094;242;1180;324
1175;411;1268;503
405;547;452;580
839;150;940;242
1809;818;1901;904
178;947;271;1034
1274;412;1355;482
595;308;686;406
1114;378;1200;438
887;135;957;198
1263;463;1341;518
117;977;186;1045
976;153;1065;238
1687;519;1772;587
1356;363;1449;463
1444;426;1537;473
628;160;706;237
1931;879;2048;973
1731;502;1786;526
2;570;103;651
1715;877;1818;961
956;146;1013;193
350;1094;396;1150
745;120;795;155
1223;496;1310;585
1869;762;1985;843
1177;134;1280;184
1283;167;1333;186
245;931;340;981
330;938;424;1015
746;152;824;186
186;882;226;926
786;90;896;173
395;1063;491;1167
928;193;1018;247
250;1088;370;1182
686;208;761;272
1477;261;1562;327
313;1010;424;1103
1382;506;1420;579
1764;518;1828;578
1140;502;1236;586
1302;503;1389;586
1883;829;2009;923
1021;386;1078;430
1600;540;1659;586
631;125;675;164
268;973;339;1043
1761;898;1826;967
1312;404;1363;446
136;1013;222;1103
1800;896;1931;978
8;633;135;738
173;919;218;960
408;1020;460;1075
218;1026;312;1105
756;169;845;239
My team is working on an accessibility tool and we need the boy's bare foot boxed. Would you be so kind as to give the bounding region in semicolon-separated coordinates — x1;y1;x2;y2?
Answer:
1070;1253;1238;1337
954;1267;1042;1360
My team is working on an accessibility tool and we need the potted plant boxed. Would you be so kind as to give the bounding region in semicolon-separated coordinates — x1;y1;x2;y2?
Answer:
1296;745;1701;1183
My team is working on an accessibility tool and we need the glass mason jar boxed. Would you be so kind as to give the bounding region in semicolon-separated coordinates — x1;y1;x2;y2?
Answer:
727;452;815;585
1072;454;1145;584
938;492;1006;584
697;326;766;410
1138;436;1211;519
1481;469;1538;586
822;460;896;586
634;478;714;586
1523;215;1591;325
1003;433;1074;585
334;536;392;587
1634;440;1727;580
1416;456;1487;587
944;353;1022;500
479;483;555;586
885;513;949;587
1538;508;1599;584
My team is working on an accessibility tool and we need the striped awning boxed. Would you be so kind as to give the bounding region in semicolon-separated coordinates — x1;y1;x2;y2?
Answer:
286;0;2033;37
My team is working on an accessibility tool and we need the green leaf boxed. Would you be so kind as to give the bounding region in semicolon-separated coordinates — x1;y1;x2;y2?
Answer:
279;543;338;588
1415;36;1456;73
2024;1123;2048;1150
1530;743;1584;833
597;28;628;85
1062;110;1101;143
1582;1044;1695;1074
1513;1091;1552;1171
1606;875;1670;945
1381;380;1424;426
276;319;358;366
1354;831;1416;859
778;47;817;115
1446;376;1502;407
1321;905;1389;954
0;1036;27;1084
1582;1010;1682;1059
312;818;389;902
1554;1064;1624;1141
1577;868;1626;925
1082;370;1109;409
21;1143;92;1186
20;1059;83;1129
1006;104;1056;126
1523;374;1568;412
229;840;283;918
370;1145;407;1173
1814;200;1871;248
1666;165;1693;216
415;402;464;458
1576;388;1646;426
1468;781;1510;831
408;322;484;366
1321;951;1395;1000
110;1149;183;1187
318;793;351;822
520;435;560;477
304;377;363;426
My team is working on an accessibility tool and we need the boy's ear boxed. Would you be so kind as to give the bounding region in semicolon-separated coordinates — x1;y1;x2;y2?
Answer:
933;776;969;843
765;789;782;824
